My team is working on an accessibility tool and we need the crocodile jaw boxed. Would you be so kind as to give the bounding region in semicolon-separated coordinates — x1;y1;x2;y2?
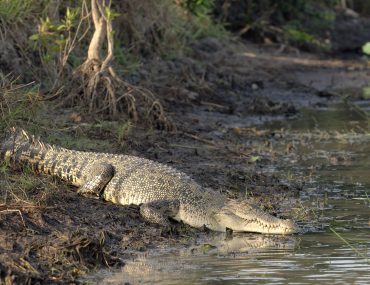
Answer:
213;213;299;234
212;200;300;235
238;218;299;234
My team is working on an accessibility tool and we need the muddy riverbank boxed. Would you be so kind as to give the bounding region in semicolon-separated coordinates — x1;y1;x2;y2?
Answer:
1;40;370;284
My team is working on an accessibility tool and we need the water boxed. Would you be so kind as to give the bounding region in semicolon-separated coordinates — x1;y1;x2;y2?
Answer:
89;103;370;285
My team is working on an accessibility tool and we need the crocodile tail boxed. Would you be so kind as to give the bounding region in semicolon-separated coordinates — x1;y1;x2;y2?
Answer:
3;127;40;148
7;127;31;142
1;127;58;162
1;127;29;159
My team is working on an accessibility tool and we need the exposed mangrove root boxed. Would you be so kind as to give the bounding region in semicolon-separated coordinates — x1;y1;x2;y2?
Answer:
64;0;174;130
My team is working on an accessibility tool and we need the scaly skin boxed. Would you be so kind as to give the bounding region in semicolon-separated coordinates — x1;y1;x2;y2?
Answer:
0;128;299;234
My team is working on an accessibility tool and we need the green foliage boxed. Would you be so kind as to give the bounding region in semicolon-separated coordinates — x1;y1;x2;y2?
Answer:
105;6;120;21
361;87;370;99
284;26;315;43
362;42;370;55
268;0;339;23
191;12;227;39
215;0;338;51
169;0;227;50
122;0;227;60
68;53;84;68
30;7;81;63
116;121;133;147
249;155;261;163
279;2;335;50
114;40;142;75
0;0;35;23
198;243;217;253
172;0;227;44
283;24;330;51
178;0;214;15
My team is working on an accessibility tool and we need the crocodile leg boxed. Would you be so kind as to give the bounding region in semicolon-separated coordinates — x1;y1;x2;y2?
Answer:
140;199;180;227
77;162;115;198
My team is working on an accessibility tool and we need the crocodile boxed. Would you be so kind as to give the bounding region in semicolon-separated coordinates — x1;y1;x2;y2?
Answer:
0;128;299;234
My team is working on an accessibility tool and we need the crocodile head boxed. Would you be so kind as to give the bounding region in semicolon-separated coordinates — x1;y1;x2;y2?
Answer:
210;200;299;234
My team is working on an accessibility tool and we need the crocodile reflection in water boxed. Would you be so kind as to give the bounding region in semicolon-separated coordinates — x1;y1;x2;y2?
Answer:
98;234;297;284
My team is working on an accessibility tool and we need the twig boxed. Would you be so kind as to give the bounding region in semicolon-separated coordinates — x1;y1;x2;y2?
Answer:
184;133;251;156
169;144;200;150
0;204;54;210
0;209;27;229
200;101;229;110
184;133;219;147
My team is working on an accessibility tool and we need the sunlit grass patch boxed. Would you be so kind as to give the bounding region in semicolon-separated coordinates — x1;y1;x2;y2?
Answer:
0;161;58;206
0;74;42;133
41;120;134;153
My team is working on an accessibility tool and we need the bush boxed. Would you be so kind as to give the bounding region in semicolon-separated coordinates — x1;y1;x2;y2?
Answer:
213;0;340;51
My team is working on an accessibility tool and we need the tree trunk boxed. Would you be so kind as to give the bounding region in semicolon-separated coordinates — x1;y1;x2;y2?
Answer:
87;0;106;63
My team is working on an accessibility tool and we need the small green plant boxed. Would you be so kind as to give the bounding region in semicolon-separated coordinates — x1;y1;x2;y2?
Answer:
198;243;217;253
249;155;261;163
114;40;142;75
191;13;227;39
362;42;370;55
283;24;330;51
30;7;82;63
105;5;121;21
280;2;335;51
216;0;337;51
116;121;133;146
30;3;90;88
178;0;227;40
177;0;215;16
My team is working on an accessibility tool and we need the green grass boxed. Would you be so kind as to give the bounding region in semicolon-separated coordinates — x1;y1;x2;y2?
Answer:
0;75;42;133
37;120;135;154
283;24;330;51
0;161;57;206
46;131;114;153
116;121;134;147
0;0;36;23
330;227;369;264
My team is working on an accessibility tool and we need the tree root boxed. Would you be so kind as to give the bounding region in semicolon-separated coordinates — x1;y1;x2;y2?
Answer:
65;59;174;131
62;0;174;130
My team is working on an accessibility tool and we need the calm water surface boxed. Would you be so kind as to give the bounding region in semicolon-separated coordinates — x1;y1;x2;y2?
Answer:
90;103;370;285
